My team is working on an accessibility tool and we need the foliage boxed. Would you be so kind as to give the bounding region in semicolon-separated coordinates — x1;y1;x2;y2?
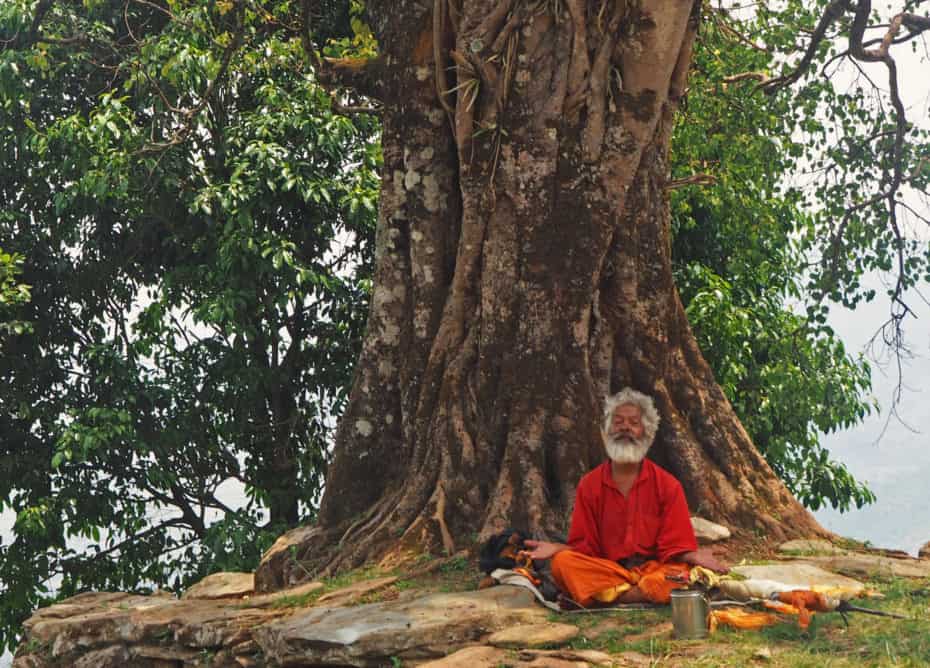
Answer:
0;249;30;339
1;0;927;654
665;1;930;512
0;0;378;651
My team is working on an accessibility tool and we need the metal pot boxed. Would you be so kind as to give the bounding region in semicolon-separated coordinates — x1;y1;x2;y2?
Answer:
670;589;709;639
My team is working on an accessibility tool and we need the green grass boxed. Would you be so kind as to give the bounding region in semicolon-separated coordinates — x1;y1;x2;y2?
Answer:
544;576;930;666
241;548;930;667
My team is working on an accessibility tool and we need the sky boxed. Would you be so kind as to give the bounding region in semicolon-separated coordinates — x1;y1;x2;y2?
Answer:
814;270;930;554
806;5;930;554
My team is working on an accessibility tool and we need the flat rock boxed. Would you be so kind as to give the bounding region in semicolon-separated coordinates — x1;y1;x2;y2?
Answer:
486;622;579;648
419;646;510;668
14;591;284;668
778;539;848;556
13;582;561;667
420;646;613;667
254;586;545;666
731;562;865;596
691;517;731;543
316;576;398;605
182;572;254;600
797;554;930;580
244;580;324;608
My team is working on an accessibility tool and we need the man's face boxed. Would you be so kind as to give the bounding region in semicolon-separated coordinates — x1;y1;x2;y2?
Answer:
609;404;645;441
604;403;651;464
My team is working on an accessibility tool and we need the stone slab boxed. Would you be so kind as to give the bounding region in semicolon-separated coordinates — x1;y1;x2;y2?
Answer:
486;622;579;648
798;554;930;580
316;576;398;605
254;586;546;666
731;562;865;598
777;539;848;556
420;646;613;667
182;572;255;600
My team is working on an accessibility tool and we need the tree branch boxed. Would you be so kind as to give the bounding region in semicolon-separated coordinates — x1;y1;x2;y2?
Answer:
759;0;853;95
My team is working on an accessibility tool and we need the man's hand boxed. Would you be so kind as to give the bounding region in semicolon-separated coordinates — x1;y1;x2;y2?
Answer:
521;539;569;561
677;547;729;574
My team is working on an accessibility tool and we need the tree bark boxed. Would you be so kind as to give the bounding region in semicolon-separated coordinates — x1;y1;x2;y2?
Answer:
308;0;824;575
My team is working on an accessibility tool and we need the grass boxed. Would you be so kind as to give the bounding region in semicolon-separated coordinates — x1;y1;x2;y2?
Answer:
544;575;930;667
252;547;930;666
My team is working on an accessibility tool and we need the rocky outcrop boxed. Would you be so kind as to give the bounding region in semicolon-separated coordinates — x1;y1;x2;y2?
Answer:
776;539;930;579
793;554;930;579
13;585;547;667
181;572;254;600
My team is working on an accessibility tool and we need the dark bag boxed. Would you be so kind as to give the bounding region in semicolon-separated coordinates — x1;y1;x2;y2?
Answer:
478;527;561;602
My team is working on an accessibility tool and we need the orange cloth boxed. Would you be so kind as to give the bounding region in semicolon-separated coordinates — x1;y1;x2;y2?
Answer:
551;549;690;606
709;607;780;632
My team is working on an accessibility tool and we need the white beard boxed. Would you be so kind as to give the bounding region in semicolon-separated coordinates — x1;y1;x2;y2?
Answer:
604;434;652;464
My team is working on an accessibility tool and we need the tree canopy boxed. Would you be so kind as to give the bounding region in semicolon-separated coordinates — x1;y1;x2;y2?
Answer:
0;0;378;649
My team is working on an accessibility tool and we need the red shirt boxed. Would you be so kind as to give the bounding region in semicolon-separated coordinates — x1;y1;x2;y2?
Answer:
567;459;697;562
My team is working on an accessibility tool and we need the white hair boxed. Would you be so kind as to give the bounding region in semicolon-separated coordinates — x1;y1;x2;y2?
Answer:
602;387;660;445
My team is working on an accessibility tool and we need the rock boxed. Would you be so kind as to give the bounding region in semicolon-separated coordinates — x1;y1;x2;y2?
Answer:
244;580;324;608
615;651;655;667
254;587;546;666
691;517;731;543
420;646;613;668
72;646;131;668
182;572;254;600
316;576;398;605
14;592;282;668
519;648;615;666
778;539;848;556
796;554;930;580
919;541;930;560
486;622;579;648
420;646;510;668
754;646;772;661
731;562;865;597
13;584;581;667
254;524;326;592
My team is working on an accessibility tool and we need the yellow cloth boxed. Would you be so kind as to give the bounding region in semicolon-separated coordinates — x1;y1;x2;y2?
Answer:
551;550;690;606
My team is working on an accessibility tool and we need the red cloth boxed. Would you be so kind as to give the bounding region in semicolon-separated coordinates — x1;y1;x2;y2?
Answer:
567;459;697;563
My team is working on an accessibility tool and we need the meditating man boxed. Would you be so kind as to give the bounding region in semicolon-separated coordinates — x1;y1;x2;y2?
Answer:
523;387;727;606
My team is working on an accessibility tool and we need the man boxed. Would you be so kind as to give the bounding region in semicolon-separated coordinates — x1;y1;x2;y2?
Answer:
523;387;727;606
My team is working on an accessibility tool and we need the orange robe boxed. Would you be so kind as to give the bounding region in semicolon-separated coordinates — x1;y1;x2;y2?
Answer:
552;460;699;606
551;550;689;606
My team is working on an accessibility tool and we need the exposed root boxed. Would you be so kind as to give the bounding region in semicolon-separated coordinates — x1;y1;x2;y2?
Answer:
433;483;456;555
434;0;455;122
581;4;624;162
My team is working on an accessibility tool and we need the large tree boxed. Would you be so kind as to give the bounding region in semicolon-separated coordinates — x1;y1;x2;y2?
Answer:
295;0;930;575
0;0;377;647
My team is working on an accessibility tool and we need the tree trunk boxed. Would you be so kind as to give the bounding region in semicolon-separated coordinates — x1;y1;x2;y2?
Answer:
312;0;824;573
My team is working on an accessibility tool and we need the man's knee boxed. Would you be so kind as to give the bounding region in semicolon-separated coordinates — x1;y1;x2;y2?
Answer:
551;549;576;577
